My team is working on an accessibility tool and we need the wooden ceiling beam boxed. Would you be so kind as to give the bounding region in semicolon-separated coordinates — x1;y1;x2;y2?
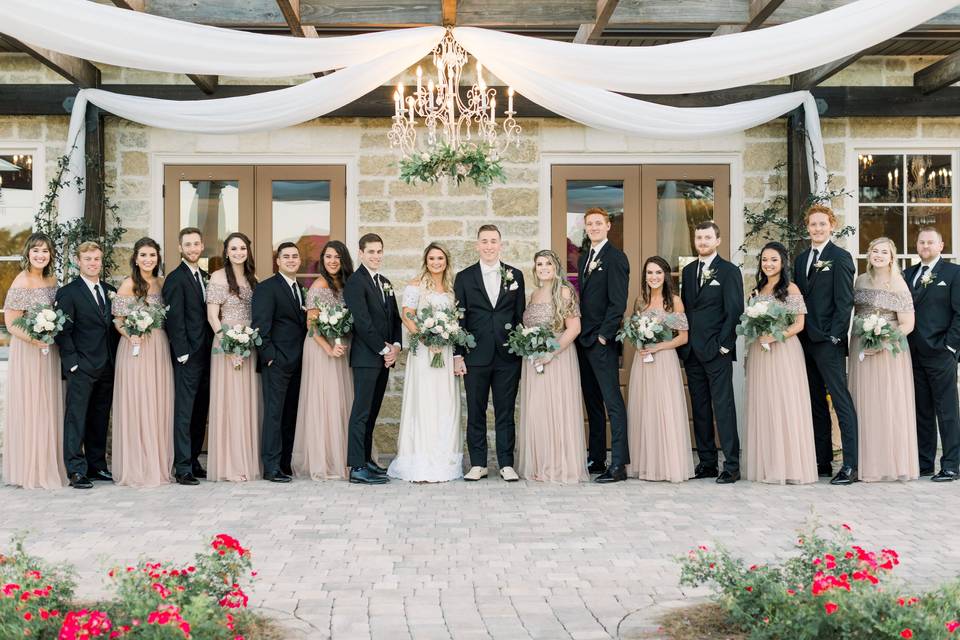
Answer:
712;0;786;37
915;50;960;94
573;0;619;44
0;36;100;87
275;0;328;77
791;52;865;90
111;0;145;10
442;0;457;26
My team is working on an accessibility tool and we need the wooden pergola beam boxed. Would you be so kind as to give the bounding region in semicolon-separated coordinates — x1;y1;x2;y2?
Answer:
574;0;619;44
111;0;145;10
0;36;100;87
442;0;457;26
712;0;786;37
915;50;960;94
275;0;327;78
791;52;865;90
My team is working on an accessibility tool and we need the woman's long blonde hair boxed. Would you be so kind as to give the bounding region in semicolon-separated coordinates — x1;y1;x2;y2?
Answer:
533;249;577;331
865;236;906;286
417;242;454;293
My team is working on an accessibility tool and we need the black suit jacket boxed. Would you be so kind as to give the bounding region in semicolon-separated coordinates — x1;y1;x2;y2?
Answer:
576;243;629;347
251;273;307;370
904;258;960;360
453;262;525;366
161;261;214;359
794;241;855;348
343;265;402;368
680;255;744;362
53;277;120;376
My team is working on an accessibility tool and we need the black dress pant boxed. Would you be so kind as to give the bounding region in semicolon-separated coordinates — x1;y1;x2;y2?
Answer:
172;349;210;475
464;352;521;468
347;366;390;468
685;351;739;473
912;347;960;473
63;366;113;476
578;340;629;468
801;338;858;469
260;360;302;475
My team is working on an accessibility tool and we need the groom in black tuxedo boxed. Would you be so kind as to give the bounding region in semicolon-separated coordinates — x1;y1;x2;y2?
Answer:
54;242;120;489
680;221;744;484
343;233;402;485
576;208;630;483
161;227;213;485
251;242;307;483
453;224;525;482
904;227;960;482
793;204;858;485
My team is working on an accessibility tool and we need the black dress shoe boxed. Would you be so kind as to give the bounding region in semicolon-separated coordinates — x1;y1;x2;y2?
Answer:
69;473;93;489
88;469;113;482
349;467;389;484
693;465;719;479
716;470;740;484
594;465;627;483
932;469;959;482
587;460;607;475
263;472;292;483
280;466;293;477
830;466;858;485
920;467;936;477
818;463;834;477
175;473;199;486
191;465;207;479
366;460;388;476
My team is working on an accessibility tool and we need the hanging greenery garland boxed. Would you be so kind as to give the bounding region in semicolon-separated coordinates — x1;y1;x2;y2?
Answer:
398;142;507;189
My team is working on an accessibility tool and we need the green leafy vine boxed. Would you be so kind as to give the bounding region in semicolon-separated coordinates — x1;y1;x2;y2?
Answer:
399;142;507;189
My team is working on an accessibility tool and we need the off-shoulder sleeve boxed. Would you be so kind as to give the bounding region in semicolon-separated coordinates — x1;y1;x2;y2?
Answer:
785;294;808;315
111;295;139;316
665;312;689;331
3;287;34;311
561;294;581;319
206;282;228;305
892;290;915;313
307;287;340;309
402;285;420;308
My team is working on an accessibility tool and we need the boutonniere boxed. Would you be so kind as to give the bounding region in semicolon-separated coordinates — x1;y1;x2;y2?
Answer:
107;290;117;301
588;258;603;274
380;280;394;296
700;267;715;283
920;270;937;288
500;265;519;291
814;260;832;273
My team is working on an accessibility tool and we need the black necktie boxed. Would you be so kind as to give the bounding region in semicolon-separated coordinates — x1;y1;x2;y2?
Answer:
291;281;301;307
915;265;929;290
194;270;204;299
696;260;704;293
584;248;595;278
374;273;385;304
94;283;106;315
807;248;820;279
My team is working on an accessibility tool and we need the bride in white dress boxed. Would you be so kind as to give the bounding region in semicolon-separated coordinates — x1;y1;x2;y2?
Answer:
387;243;465;482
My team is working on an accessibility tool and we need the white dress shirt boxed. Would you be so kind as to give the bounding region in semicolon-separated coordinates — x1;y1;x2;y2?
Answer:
363;267;400;355
184;261;205;300
585;239;608;274
912;256;941;288
279;272;301;307
806;240;830;276
480;260;501;307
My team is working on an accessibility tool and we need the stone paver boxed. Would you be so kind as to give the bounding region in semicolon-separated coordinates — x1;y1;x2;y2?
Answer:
2;476;959;639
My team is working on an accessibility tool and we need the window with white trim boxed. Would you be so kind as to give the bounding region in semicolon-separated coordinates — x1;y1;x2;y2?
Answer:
0;151;37;349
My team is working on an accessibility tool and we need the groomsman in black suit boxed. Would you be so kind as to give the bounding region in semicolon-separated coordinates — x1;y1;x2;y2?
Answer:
576;207;630;483
453;224;525;482
161;227;213;486
54;242;120;489
793;204;859;485
680;221;744;484
904;227;960;482
251;242;307;483
344;233;402;485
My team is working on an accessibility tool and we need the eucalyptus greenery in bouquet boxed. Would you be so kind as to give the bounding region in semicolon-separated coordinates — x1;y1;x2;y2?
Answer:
122;303;168;357
852;313;907;362
736;298;796;352
12;304;69;355
309;302;353;347
616;312;674;362
213;324;262;370
399;142;507;188
504;323;560;374
408;304;476;368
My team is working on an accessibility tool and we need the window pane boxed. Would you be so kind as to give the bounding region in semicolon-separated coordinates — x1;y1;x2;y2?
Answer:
0;259;24;352
565;180;624;289
907;155;952;204
179;180;240;273
908;206;952;254
0;155;36;347
858;154;903;204
271;180;330;286
858;206;904;253
656;179;715;285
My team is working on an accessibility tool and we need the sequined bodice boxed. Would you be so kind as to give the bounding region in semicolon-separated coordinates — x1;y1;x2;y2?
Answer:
854;286;913;325
750;293;807;315
306;287;344;310
207;282;253;328
3;286;56;311
522;297;581;332
637;307;688;331
112;292;163;316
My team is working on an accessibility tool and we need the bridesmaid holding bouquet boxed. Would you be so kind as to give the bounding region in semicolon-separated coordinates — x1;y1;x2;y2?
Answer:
623;256;693;483
206;232;261;482
111;237;174;488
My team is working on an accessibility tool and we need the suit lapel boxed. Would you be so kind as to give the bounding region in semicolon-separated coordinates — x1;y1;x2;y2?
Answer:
359;265;387;315
796;248;810;293
694;255;717;302
912;259;941;305
79;278;109;325
806;242;832;290
581;243;609;291
473;263;493;310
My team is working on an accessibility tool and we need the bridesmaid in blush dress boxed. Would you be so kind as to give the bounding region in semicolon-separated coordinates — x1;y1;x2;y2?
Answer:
516;249;588;484
743;242;817;485
625;255;693;483
2;233;67;489
206;232;261;482
292;240;355;480
850;237;918;482
111;237;174;488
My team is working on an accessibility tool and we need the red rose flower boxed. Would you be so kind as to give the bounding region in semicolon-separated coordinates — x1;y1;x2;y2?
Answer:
824;602;838;615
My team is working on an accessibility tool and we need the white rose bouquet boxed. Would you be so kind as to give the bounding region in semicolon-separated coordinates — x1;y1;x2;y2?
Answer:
214;324;262;370
617;313;674;362
12;304;68;356
852;313;907;362
504;322;560;374
122;303;168;357
309;302;353;347
735;298;795;353
409;304;476;368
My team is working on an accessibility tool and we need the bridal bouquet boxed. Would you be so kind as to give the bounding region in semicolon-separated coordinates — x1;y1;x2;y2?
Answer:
504;323;560;374
408;304;476;368
214;325;262;370
12;304;68;356
122;303;168;357
617;313;673;362
852;313;907;362
736;299;795;353
309;302;353;346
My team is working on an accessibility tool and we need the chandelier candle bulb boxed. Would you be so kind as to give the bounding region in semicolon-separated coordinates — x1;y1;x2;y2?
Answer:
508;87;514;114
416;66;422;94
490;98;496;123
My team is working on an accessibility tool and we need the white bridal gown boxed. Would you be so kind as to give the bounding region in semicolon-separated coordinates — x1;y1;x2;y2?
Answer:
387;285;464;482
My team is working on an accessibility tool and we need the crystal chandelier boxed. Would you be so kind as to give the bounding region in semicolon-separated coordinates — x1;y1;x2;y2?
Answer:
389;29;521;159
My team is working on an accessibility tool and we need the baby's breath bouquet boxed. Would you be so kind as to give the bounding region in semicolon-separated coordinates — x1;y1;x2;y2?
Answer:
12;304;69;356
122;303;168;357
309;302;353;346
408;304;476;368
736;298;795;353
852;313;907;362
504;323;560;374
617;313;674;362
214;324;262;370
